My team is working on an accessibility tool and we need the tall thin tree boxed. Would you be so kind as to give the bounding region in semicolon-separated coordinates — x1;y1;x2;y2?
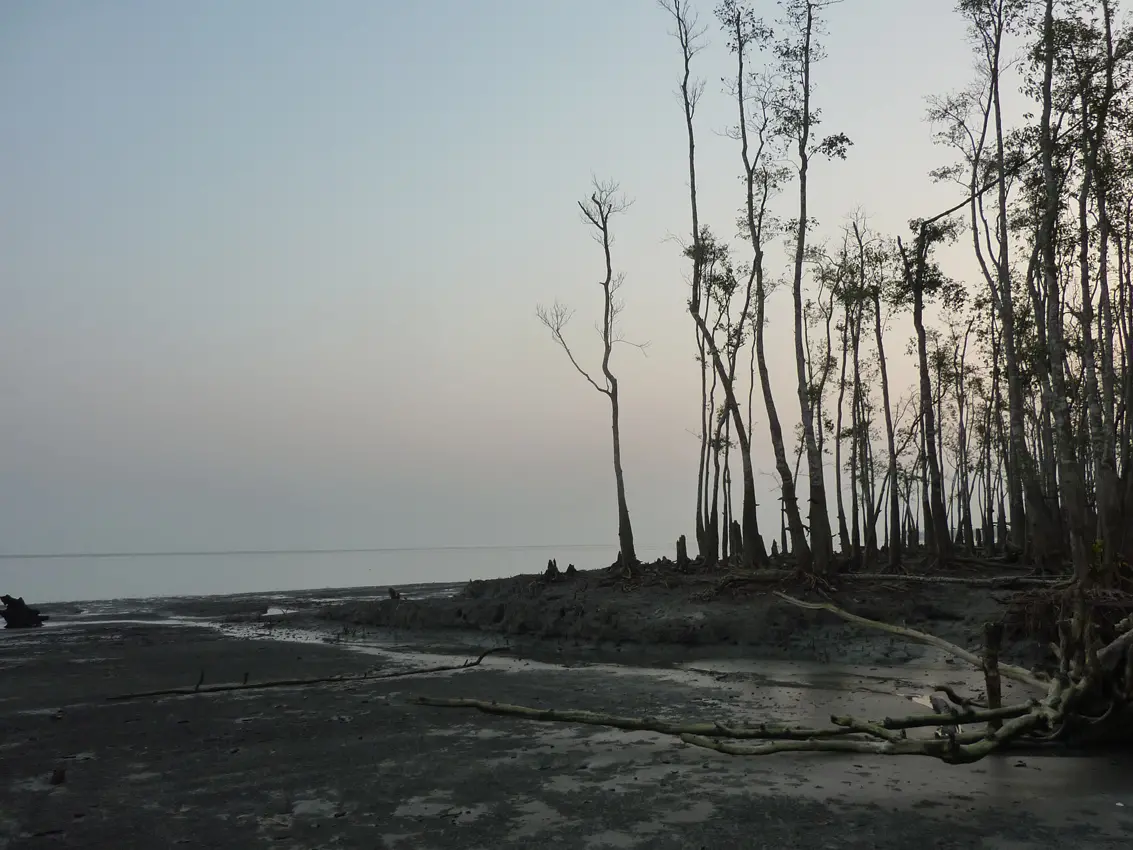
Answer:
537;179;645;570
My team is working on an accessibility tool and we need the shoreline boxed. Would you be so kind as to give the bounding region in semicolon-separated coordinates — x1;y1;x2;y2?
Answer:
25;559;1055;673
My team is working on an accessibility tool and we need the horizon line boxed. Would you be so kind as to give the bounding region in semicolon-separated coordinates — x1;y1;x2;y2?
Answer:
0;543;675;561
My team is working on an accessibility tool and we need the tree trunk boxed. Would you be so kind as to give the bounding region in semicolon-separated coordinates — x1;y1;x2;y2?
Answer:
1039;0;1090;581
872;288;902;569
835;300;852;554
906;236;953;563
1076;7;1121;577
695;330;710;560
955;325;976;552
755;278;812;568
609;383;637;566
850;300;866;564
691;308;769;569
789;3;834;574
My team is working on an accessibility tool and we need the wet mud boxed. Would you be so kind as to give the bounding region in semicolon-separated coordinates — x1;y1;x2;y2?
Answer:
2;599;1132;848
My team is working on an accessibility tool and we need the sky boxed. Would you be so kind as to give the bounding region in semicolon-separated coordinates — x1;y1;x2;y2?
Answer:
0;1;1034;596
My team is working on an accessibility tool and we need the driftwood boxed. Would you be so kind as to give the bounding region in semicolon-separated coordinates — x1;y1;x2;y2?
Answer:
416;588;1133;763
675;535;689;571
108;647;507;702
415;694;1045;762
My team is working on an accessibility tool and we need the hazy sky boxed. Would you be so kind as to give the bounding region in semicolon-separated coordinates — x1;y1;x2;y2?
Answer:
1;1;1024;586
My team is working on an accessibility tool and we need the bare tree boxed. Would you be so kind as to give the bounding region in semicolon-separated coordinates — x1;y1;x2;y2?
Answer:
899;222;956;564
537;179;644;569
853;220;904;570
774;0;851;575
657;0;718;563
663;0;772;568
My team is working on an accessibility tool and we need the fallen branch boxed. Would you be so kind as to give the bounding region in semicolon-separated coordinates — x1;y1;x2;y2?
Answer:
773;592;1047;690
876;701;1034;730
416;695;1054;763
415;697;863;740
107;647;506;702
682;733;952;758
930;684;986;708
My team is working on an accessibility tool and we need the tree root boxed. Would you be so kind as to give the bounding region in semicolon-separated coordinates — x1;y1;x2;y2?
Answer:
107;647;507;702
929;684;986;709
415;692;1059;763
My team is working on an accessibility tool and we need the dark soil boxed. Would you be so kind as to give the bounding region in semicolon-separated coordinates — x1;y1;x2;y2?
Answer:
3;621;1131;848
319;560;1049;669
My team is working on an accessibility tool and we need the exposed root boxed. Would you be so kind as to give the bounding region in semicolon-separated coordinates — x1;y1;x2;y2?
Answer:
1008;582;1133;650
929;684;987;709
415;691;1061;763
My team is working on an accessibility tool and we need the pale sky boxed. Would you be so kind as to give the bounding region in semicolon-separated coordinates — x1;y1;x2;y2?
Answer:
1;1;1022;590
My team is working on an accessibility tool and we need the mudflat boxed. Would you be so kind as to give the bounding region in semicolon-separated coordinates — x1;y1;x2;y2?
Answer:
3;599;1133;849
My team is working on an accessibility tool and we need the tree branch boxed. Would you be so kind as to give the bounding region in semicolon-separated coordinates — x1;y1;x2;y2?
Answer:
536;302;610;395
773;591;1048;689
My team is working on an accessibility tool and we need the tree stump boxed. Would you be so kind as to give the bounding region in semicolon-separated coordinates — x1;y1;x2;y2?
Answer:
729;521;743;563
983;621;1004;732
0;595;48;629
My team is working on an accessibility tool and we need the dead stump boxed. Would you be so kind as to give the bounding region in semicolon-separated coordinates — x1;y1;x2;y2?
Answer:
1;595;49;629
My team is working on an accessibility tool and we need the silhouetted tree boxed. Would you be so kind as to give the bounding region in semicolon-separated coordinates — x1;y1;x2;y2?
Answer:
537;179;646;570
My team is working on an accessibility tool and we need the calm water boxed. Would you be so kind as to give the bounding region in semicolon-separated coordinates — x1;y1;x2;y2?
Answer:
0;544;673;603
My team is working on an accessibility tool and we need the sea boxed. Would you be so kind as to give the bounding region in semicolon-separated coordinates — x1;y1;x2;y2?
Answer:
0;544;674;604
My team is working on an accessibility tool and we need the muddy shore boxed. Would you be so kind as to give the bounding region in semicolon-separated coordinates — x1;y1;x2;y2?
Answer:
4;579;1133;848
315;562;1052;670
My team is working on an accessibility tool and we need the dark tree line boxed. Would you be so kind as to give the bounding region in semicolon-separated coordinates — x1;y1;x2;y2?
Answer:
539;0;1133;584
